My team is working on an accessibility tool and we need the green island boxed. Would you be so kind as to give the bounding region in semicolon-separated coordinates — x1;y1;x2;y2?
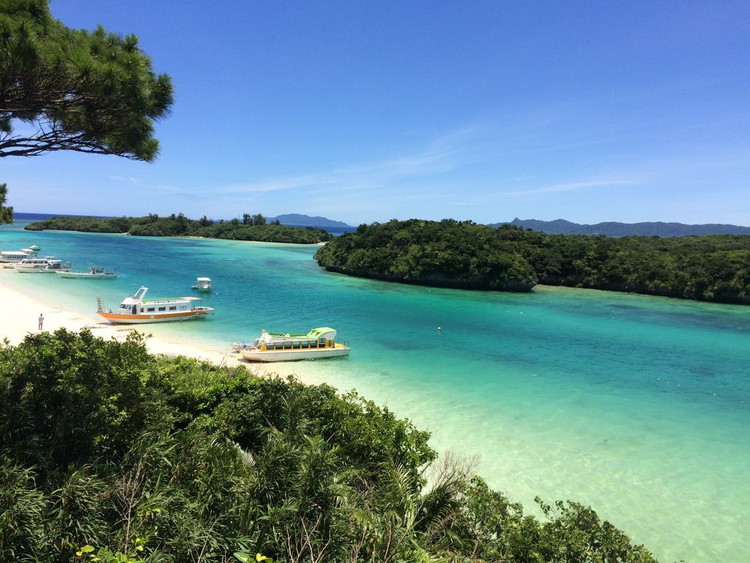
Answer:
0;329;657;562
315;218;750;304
24;214;333;244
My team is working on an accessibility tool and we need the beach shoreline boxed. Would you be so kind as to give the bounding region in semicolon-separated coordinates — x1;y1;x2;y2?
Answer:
0;267;251;370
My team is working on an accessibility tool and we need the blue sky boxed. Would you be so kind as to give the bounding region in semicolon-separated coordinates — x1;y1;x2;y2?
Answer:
4;0;749;226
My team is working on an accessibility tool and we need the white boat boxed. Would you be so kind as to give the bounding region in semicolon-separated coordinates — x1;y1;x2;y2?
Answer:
235;327;350;362
15;256;71;273
96;286;214;324
191;277;212;291
0;248;37;264
57;266;118;279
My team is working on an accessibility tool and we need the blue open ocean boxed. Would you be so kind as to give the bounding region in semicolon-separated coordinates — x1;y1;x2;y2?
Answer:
2;216;748;562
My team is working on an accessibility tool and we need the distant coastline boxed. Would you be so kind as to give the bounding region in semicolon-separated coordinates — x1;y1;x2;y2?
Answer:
14;212;356;235
17;212;750;237
15;212;112;221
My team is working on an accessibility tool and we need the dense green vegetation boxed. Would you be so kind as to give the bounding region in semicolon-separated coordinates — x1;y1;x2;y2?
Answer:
25;214;333;244
0;329;657;562
315;219;537;291
315;219;750;304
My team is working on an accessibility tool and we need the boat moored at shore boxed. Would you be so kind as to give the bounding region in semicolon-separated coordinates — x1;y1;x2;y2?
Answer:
57;266;118;279
15;257;71;273
97;286;214;324
234;327;350;362
0;248;37;264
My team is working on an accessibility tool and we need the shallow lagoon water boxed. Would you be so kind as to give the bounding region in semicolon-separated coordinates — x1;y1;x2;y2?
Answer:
2;221;748;562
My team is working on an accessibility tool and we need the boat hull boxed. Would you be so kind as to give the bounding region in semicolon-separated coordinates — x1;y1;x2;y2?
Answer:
240;345;350;362
58;272;118;279
97;308;212;324
17;268;67;273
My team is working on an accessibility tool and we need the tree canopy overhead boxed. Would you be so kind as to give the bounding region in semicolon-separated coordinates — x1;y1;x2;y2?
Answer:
0;0;173;160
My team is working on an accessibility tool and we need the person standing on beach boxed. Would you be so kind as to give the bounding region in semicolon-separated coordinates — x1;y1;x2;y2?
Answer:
38;313;44;330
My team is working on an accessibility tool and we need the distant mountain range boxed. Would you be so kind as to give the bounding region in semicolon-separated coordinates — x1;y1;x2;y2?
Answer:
497;218;750;237
273;214;351;228
272;215;750;236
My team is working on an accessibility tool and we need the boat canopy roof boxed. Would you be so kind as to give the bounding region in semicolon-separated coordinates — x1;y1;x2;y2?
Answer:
306;327;337;339
124;286;201;304
261;327;338;342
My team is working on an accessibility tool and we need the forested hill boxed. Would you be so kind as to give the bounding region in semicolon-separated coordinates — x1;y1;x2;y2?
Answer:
24;214;332;244
502;218;750;236
314;219;750;304
315;219;538;292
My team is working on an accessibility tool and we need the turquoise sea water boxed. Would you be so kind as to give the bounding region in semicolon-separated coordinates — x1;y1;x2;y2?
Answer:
2;221;748;562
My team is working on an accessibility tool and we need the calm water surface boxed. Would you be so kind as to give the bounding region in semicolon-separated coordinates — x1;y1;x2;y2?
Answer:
2;221;748;562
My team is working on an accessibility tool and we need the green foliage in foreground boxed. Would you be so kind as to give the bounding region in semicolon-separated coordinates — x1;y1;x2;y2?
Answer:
315;219;750;304
24;214;333;244
0;329;657;562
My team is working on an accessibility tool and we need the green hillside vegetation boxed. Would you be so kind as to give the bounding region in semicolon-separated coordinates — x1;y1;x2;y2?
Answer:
315;219;750;304
0;329;657;562
24;214;333;244
315;219;537;291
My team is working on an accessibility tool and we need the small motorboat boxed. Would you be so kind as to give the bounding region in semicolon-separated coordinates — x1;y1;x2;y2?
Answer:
57;266;118;279
191;277;212;291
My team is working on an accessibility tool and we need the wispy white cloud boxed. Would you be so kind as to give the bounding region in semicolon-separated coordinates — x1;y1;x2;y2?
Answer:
502;177;641;197
215;126;480;196
110;175;143;185
110;175;185;195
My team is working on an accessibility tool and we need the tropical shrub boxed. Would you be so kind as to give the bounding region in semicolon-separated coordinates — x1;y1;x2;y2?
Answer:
0;330;657;561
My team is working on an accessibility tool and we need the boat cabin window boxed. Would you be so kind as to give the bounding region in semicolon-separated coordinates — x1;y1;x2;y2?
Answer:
146;307;155;312
168;306;177;311
158;307;166;312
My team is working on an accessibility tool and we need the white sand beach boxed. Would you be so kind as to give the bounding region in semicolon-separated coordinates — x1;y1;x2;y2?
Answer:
0;267;246;369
